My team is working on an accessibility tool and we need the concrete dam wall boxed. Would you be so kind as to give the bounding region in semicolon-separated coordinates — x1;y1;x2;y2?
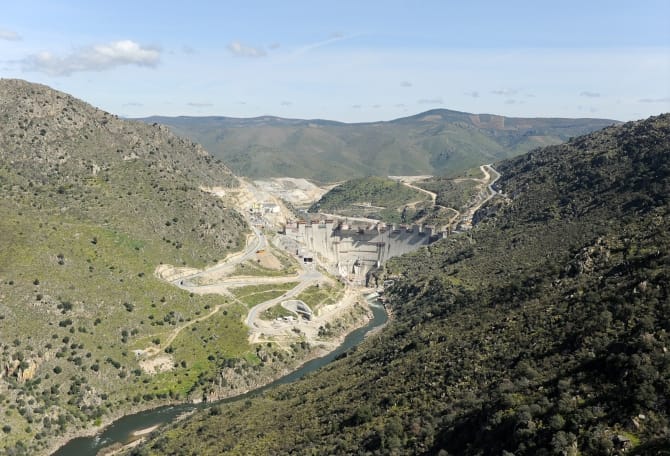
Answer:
285;220;441;281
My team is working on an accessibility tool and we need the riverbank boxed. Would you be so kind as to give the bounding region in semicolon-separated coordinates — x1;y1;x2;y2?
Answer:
44;398;179;456
49;296;383;456
205;294;372;402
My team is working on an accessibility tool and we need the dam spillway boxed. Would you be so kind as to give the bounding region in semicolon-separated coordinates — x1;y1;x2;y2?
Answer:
284;220;441;282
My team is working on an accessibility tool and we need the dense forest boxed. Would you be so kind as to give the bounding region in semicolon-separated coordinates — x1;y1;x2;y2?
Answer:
134;114;670;455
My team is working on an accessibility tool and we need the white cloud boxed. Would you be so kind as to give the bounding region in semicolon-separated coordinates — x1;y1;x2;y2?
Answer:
187;102;213;107
227;41;266;57
22;40;160;76
465;91;479;98
0;28;21;41
580;91;601;98
400;80;412;87
294;33;360;56
280;100;293;106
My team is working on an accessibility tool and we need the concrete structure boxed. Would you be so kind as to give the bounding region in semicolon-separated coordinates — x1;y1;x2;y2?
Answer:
250;202;280;215
262;202;280;214
284;219;441;283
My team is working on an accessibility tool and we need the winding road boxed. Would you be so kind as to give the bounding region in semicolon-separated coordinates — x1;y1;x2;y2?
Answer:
148;166;502;356
467;164;501;216
244;267;321;327
175;224;268;287
393;164;501;231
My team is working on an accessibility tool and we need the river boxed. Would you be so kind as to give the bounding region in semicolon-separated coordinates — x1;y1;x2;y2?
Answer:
53;300;387;456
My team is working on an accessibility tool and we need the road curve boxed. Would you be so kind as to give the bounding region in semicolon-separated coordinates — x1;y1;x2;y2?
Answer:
244;267;322;328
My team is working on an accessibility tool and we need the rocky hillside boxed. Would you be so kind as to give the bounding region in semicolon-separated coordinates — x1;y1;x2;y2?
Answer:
136;115;670;455
0;79;250;454
142;110;618;181
0;79;244;266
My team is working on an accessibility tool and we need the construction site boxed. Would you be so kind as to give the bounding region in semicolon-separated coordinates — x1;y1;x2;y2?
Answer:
283;219;439;285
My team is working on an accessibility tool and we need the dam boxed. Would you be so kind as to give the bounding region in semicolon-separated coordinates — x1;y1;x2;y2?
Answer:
284;219;442;284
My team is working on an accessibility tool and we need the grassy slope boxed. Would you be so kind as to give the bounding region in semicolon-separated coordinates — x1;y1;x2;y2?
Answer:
137;115;670;455
143;110;618;181
309;176;430;223
418;174;482;211
0;79;253;454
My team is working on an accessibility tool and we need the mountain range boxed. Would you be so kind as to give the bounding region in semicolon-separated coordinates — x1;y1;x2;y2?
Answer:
142;110;618;182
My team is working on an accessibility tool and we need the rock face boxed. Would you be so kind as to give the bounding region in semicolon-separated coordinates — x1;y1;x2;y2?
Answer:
18;360;38;382
2;359;39;382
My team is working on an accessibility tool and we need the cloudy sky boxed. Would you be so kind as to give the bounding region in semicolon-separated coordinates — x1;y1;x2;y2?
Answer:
1;0;669;122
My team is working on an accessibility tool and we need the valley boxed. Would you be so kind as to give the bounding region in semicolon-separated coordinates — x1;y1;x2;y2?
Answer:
134;114;670;456
45;141;505;454
2;3;667;455
0;80;383;455
0;79;666;456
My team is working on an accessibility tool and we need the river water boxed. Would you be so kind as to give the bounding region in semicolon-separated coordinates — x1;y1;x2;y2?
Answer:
53;301;387;456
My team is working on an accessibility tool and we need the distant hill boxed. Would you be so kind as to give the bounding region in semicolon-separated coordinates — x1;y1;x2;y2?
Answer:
0;79;249;454
137;114;670;455
141;110;618;182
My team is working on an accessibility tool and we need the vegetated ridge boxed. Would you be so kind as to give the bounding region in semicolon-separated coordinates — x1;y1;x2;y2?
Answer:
0;79;253;454
142;110;618;182
136;114;670;455
308;176;431;223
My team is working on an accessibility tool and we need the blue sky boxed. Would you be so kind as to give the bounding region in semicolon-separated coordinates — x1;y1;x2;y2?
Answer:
1;0;669;122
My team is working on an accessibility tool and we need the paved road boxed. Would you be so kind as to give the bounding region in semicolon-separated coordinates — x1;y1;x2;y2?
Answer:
478;164;501;209
485;164;501;193
166;179;325;330
244;267;321;328
398;178;437;206
174;224;267;286
317;212;382;225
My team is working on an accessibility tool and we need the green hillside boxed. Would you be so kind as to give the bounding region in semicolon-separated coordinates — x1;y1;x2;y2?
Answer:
308;176;430;223
137;115;670;455
142;110;618;182
0;80;251;454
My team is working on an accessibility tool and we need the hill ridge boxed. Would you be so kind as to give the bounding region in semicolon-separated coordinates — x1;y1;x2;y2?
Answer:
141;110;619;181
